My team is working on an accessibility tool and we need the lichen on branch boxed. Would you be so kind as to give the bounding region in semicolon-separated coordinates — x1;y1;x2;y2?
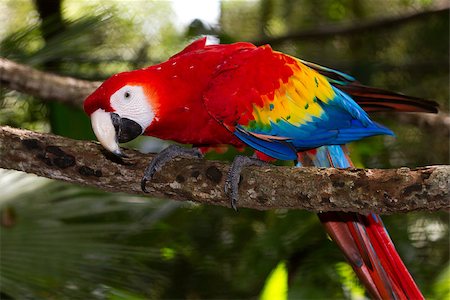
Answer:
0;126;448;214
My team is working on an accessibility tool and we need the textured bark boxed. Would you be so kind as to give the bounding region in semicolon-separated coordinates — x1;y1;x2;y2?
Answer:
253;4;450;45
0;57;101;107
0;126;448;214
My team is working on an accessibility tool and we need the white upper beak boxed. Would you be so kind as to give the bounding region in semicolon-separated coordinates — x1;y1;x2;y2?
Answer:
90;109;122;156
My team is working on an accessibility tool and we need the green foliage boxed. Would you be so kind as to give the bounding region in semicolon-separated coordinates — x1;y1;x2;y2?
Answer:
260;261;288;300
335;262;366;299
0;91;49;132
0;171;171;299
431;263;450;300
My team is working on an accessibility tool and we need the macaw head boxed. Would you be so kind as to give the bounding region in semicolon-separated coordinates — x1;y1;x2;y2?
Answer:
83;70;157;156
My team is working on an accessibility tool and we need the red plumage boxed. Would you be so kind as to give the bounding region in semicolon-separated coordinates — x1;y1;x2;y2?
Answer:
84;38;437;299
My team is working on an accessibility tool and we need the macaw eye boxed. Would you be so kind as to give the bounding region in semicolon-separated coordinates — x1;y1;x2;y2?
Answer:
124;91;131;99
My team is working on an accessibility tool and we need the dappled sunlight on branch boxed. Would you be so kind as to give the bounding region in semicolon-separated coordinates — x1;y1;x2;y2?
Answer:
0;126;448;214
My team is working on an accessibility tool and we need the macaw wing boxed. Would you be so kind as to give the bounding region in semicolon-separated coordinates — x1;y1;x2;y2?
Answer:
203;46;392;160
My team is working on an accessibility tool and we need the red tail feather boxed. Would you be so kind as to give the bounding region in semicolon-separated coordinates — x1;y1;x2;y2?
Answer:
301;147;424;299
365;215;424;299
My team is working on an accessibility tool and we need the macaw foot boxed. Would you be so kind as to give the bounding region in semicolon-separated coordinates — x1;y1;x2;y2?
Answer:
141;144;203;192
225;155;268;211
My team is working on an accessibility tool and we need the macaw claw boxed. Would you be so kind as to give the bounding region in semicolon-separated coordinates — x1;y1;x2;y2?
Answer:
224;156;268;211
141;145;203;193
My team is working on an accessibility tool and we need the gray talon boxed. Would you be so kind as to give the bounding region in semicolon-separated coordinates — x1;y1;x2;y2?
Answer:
225;156;267;211
141;145;203;192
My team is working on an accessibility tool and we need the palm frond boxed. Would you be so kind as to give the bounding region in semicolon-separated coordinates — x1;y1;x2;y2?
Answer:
0;170;179;299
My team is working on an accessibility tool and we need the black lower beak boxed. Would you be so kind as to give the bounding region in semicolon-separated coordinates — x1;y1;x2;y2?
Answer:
111;113;143;143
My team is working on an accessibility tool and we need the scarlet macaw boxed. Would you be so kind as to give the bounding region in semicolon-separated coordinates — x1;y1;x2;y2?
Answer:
84;38;438;299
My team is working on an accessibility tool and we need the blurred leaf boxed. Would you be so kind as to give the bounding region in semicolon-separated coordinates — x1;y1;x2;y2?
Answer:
260;261;288;300
0;170;176;299
48;102;95;140
107;288;147;300
431;263;450;300
336;262;366;300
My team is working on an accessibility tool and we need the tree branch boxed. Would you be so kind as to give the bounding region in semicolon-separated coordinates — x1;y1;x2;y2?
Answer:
0;126;448;214
0;57;100;107
252;4;450;45
392;112;450;137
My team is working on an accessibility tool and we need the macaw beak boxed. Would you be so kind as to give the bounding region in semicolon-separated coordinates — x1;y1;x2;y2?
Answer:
90;109;143;156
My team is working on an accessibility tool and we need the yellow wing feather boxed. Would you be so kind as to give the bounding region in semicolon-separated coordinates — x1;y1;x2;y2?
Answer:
249;58;336;129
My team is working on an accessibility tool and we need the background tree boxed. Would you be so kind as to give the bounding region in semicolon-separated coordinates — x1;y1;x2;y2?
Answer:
0;0;448;299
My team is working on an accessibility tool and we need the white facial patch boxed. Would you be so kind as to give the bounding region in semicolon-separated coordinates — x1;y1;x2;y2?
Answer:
109;85;155;132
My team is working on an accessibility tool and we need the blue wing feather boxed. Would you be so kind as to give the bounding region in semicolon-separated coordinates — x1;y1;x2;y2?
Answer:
234;86;393;160
234;127;298;160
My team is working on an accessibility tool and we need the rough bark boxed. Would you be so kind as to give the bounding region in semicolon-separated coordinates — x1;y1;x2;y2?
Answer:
0;57;101;107
0;126;448;214
253;4;450;45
